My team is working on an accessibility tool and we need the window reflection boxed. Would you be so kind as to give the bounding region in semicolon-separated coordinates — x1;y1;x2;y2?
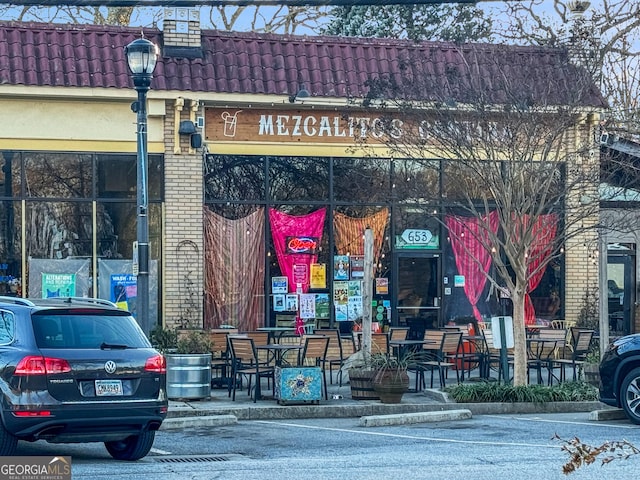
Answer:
269;156;328;201
392;159;439;202
97;154;163;200
204;155;265;201
24;153;92;198
333;157;391;202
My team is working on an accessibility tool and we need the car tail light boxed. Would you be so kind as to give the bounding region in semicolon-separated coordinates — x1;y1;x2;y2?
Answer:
13;411;52;417
144;355;166;373
15;356;72;375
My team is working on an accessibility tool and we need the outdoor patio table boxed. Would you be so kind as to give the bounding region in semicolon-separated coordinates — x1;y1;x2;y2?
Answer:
257;344;303;367
257;327;296;343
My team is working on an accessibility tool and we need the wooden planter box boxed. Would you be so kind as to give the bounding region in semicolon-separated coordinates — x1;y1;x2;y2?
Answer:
275;367;322;405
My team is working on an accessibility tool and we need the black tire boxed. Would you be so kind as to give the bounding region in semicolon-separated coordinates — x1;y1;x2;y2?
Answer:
104;430;156;461
0;418;18;456
620;367;640;424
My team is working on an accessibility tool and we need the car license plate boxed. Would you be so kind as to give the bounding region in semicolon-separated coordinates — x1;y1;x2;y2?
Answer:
95;379;123;396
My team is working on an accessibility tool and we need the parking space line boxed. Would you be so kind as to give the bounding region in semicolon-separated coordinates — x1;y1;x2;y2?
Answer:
254;420;559;449
484;415;639;430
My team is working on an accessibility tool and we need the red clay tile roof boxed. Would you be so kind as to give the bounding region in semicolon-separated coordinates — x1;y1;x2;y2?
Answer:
0;21;605;107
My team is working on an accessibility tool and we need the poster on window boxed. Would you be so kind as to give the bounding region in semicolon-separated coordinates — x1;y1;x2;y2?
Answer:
333;281;348;304
110;274;137;311
285;294;298;312
350;255;364;278
273;294;285;311
42;273;76;298
299;294;316;319
310;263;326;289
335;303;348;321
334;255;350;280
348;280;362;297
315;293;330;319
375;277;389;295
348;295;363;321
272;276;288;294
293;264;309;290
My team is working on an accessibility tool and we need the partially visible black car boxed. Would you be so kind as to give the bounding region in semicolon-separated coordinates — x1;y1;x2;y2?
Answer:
0;296;167;459
599;333;640;424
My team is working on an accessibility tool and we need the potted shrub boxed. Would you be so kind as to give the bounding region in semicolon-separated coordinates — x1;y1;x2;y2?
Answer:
151;325;213;400
346;350;380;401
371;352;411;404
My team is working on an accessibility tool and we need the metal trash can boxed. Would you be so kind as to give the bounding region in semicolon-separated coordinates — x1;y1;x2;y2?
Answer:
166;353;212;400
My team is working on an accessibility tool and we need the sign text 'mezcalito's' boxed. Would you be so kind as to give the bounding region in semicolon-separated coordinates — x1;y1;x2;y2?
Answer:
205;108;432;144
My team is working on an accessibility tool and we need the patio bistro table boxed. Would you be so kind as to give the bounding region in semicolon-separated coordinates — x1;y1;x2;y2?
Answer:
257;344;303;367
257;327;297;343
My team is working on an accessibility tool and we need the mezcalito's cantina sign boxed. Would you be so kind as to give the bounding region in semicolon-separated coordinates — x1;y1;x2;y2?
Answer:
205;108;430;144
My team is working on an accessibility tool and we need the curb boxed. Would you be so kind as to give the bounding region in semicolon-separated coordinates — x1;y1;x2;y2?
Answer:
359;409;472;427
160;414;237;430
588;408;627;421
165;401;607;421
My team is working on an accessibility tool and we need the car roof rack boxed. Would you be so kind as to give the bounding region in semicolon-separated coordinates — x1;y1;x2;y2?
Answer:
0;296;121;309
40;297;120;308
0;296;35;306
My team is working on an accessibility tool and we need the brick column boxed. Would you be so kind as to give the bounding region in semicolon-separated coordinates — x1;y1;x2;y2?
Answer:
163;99;204;329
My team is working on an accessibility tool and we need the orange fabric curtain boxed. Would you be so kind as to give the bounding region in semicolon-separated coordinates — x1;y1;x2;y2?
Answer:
203;208;265;331
333;209;389;264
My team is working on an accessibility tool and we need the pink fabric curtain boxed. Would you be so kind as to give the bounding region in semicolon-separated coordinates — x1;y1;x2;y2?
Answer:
521;214;558;324
203;208;265;331
446;211;499;322
269;208;326;293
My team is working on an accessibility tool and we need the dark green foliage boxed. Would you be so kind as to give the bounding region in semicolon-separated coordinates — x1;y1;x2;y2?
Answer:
323;4;492;43
444;381;599;403
149;325;178;353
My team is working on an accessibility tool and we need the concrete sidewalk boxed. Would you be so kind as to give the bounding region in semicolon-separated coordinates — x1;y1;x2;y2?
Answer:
161;380;618;429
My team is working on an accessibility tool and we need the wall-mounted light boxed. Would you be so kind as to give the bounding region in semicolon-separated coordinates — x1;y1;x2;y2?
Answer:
178;120;202;148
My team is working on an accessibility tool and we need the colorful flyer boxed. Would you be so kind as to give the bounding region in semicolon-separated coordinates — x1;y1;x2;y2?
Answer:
310;263;326;289
335;303;348;321
350;255;364;278
299;294;316;319
272;276;288;294
110;274;137;311
273;294;285;311
348;295;363;321
315;293;330;319
333;281;348;304
348;280;362;297
42;273;76;298
285;294;299;312
334;255;350;280
375;277;389;295
293;264;309;289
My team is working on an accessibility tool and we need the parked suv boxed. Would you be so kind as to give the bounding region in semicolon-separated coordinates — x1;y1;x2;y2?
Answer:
599;333;640;424
0;296;167;459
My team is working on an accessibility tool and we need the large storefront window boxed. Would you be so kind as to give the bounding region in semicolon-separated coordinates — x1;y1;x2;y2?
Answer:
0;151;163;325
203;154;565;329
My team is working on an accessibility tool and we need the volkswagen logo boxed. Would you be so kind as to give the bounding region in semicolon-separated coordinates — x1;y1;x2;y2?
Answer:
104;361;117;374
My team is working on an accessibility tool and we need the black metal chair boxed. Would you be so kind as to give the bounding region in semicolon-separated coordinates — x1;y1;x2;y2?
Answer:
227;336;274;402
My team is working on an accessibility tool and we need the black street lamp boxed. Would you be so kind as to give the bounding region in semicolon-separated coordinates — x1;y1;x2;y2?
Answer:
125;37;159;336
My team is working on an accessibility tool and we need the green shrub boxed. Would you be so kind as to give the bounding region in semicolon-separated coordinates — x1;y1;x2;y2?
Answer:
444;381;599;403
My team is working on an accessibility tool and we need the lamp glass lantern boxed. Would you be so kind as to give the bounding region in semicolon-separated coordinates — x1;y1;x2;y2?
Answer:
125;38;159;78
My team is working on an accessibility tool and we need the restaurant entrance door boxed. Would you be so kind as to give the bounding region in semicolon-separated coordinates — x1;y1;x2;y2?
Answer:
395;254;441;339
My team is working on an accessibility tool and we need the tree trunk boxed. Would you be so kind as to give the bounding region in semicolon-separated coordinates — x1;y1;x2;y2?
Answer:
511;281;528;386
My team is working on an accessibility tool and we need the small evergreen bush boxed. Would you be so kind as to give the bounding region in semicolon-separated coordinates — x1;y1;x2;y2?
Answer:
444;381;599;403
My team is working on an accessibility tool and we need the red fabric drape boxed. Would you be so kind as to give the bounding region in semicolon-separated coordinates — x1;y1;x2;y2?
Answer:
333;209;389;265
203;208;265;331
269;208;326;293
446;211;499;322
520;214;558;324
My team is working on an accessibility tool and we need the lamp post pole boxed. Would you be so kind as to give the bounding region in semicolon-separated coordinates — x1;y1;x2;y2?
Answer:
125;38;158;336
